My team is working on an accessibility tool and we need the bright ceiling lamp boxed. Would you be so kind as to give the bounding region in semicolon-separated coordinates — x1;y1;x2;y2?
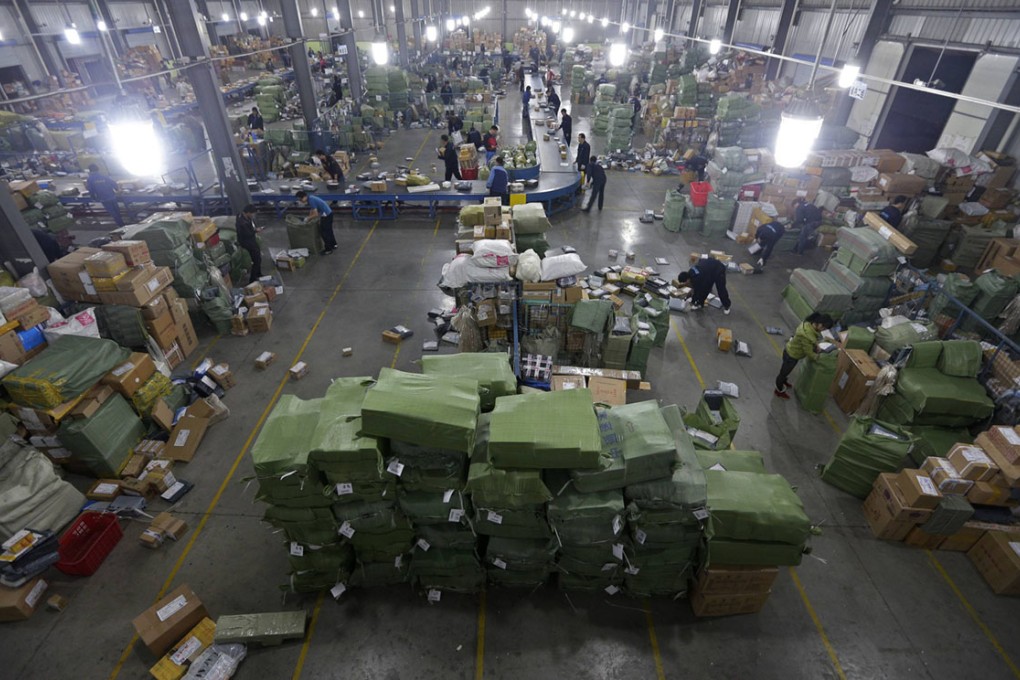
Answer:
426;25;438;41
111;121;164;177
540;16;549;27
446;18;456;30
64;26;81;44
390;5;396;13
578;12;585;20
609;42;627;67
561;8;567;15
257;14;266;25
221;12;229;21
838;63;861;89
310;7;318;16
240;11;248;21
551;20;561;34
569;10;576;17
654;28;664;42
525;8;532;18
709;38;722;54
621;21;630;33
587;15;593;24
97;20;108;31
774;100;823;168
334;9;342;20
371;41;389;65
601;17;608;28
357;9;364;18
562;26;575;43
463;16;470;26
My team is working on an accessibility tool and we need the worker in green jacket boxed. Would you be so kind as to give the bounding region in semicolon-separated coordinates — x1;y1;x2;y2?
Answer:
774;312;834;399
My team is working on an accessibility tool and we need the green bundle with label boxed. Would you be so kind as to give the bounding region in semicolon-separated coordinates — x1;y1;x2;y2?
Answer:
681;392;740;451
821;417;913;498
793;350;839;414
703;193;736;237
484;536;558;588
663;189;686;232
56;393;144;478
547;474;627;592
420;353;517;412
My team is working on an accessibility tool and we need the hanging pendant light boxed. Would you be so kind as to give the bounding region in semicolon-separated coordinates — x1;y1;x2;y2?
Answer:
774;99;824;168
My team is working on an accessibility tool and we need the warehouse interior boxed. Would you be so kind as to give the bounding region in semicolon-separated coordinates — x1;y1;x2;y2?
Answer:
0;1;1019;679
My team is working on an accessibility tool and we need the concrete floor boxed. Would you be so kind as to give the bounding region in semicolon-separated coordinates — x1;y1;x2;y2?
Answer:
3;72;1020;680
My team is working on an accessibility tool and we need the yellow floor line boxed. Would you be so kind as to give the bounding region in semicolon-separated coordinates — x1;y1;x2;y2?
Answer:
643;600;667;680
189;334;221;370
390;342;402;368
107;221;380;680
669;318;705;389
789;567;848;680
291;591;326;680
475;591;487;680
926;551;1020;679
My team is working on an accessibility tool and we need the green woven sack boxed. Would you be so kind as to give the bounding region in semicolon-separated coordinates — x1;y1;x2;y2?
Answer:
420;353;517;412
56;393;144;477
794;350;839;414
937;340;982;378
397;490;473;526
547;483;625;545
251;395;320;478
906;341;943;369
459;205;485;226
908;426;972;466
349;560;410;587
569;299;614;333
488;390;601;469
5;335;130;410
874;319;936;352
416;525;477;550
704;470;811;546
471;506;552;538
820;417;913;498
485;537;558;567
842;326;875;352
695;450;766;473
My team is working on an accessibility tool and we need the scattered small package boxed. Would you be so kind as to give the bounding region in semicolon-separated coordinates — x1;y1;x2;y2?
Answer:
735;341;751;357
255;352;276;370
46;594;69;612
765;326;784;335
208;363;235;390
289;362;309;380
718;381;740;398
717;328;733;352
342;347;353;357
382;325;414;344
655;257;669;265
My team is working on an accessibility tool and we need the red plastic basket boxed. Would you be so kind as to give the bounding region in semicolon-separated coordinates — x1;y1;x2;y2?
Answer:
690;181;713;207
56;512;123;576
461;167;479;180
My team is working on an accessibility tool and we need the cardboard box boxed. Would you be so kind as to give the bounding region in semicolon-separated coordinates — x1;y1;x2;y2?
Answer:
690;589;770;617
716;328;733;352
920;457;974;495
164;413;211;463
552;365;644;389
101;352;157;398
0;329;28;364
86;479;122;501
145;311;178;350
114;264;157;292
12;303;49;331
102;240;151;266
289;362;309;380
121;454;147;479
895;469;944;510
188;218;217;243
551;375;586;391
863;211;918;256
0;577;47;622
8;179;39;198
831;349;879;415
985;426;1020;465
587;377;627;406
141;294;169;321
255;351;275;369
247;306;272;333
151;512;188;541
208;364;235;390
135;439;167;458
696;566;778;594
84;250;128;278
175;313;199;358
948;444;999;482
863;473;933;541
975;431;1020;487
977;150;1017;189
967;531;1020;595
966;480;1013;506
877;173;927;196
98;266;173;307
132;585;210;656
139;527;166;549
903;526;944;549
149;617;215;680
937;522;987;552
476;299;497;327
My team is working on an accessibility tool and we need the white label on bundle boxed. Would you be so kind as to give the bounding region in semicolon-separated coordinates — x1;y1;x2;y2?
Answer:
604;585;620;595
290;542;304;557
612;543;624;561
427;589;442;603
961;448;990;463
601;563;617;572
156;595;188;622
448;508;464;522
1010;542;1020;559
394;554;403;568
492;558;507;570
693;507;710;521
94;483;119;495
487;511;503;525
838;372;849;390
878;226;892;240
443;489;454;503
917;475;938;496
387;460;405;476
416;538;431;552
635;529;647;545
330;583;347;599
25;579;46;608
338;521;355;539
112;361;133;376
624;566;640;576
336;483;354;496
612;515;623;535
709;463;727;472
171;636;201;665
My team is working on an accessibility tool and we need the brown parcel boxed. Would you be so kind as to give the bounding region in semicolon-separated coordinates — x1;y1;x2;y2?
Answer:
863;472;933;541
967;531;1020;595
163;414;212;463
132;584;209;656
894;469;943;510
101;352;156;398
974;432;1020;487
831;349;879;415
0;577;47;622
587;376;627;406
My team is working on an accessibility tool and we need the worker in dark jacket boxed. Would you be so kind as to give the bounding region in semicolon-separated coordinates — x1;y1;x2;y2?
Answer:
440;81;453;107
235;204;263;282
486;156;509;203
556;109;572;147
85;164;124;227
674;257;731;313
522;86;532;119
547;86;560;113
755;220;785;269
687;154;708;182
774;312;834;399
878;195;908;228
466;125;483;148
447;112;464;137
582;156;607;212
438;134;462;181
791;198;824;255
314;150;344;184
247;107;264;131
575;133;591;175
483;125;499;164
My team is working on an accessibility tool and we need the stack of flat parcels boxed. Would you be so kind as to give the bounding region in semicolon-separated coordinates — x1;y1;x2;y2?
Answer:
547;476;627;592
488;389;601;469
821;417;914;498
420;353;517;412
483;536;559;588
833;227;899;277
788;268;852;317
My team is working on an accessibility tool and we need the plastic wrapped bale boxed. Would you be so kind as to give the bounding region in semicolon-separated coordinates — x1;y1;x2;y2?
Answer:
547;481;626;547
626;318;656;375
459;205;486;227
484;537;557;588
834;227;899;276
843;326;875;352
928;273;978;319
285;215;325;254
906;341;943;369
703;470;812;566
893;368;994;424
397;489;473;526
969;270;1018;322
824;260;891;299
571;402;677;492
0;440;85;539
94;304;147;349
789;269;853;315
908;426;972;467
695;450;766;473
285;543;355;592
415;524;477;550
937;340;982;378
349;559;411;588
663;190;686;232
512;203;552;234
873;319;936;353
4;335;130;409
634;298;670;348
386;439;468;492
682;393;740;451
56;393;145;477
251;395;329;508
703;194;736;237
820;417;913;498
361;368;480;453
411;548;486;594
466;416;553;509
420;353;517;412
623;548;694;598
515;233;550;257
264;506;336;544
793;350;838;414
488;389;601;469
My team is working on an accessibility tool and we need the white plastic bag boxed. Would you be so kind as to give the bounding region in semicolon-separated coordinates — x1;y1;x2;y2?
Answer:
18;269;48;297
849;166;879;184
515;249;542;283
42;308;100;343
471;239;517;268
540;253;587;281
440;254;511;288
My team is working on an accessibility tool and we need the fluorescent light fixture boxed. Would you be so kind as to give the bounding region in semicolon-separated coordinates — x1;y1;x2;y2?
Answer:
357;9;364;18
64;27;81;44
446;18;456;30
569;10;576;18
390;5;396;12
587;15;593;24
311;7;318;16
257;15;266;25
240;11;248;20
371;41;389;65
561;8;567;15
426;25;438;41
709;38;722;54
463;16;470;26
838;63;861;89
774;101;823;168
153;25;161;33
525;8;532;17
335;9;342;20
609;42;627;67
551;20;561;34
621;22;630;33
221;12;230;21
540;16;549;27
654;28;664;42
562;26;575;43
601;17;608;28
97;20;108;31
578;12;585;20
111;121;164;177
260;11;268;18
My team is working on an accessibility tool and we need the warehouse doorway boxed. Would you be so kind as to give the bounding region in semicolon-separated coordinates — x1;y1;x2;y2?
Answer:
874;47;976;153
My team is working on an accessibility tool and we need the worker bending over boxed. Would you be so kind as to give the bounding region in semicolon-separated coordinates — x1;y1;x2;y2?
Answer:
674;257;731;314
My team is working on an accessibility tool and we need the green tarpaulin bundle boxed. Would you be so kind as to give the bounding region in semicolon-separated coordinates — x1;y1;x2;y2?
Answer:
571;402;677;492
634;298;669;348
907;426;972;466
416;525;477;550
512;203;552;234
921;495;974;536
843;326;875;352
459;205;485;226
488;389;601;469
361;368;480;453
397;490;473;526
485;537;556;588
874;319;936;353
285;543;354;592
703;470;812;566
466;419;553;508
937;340;982;378
695;449;766;473
349;559;410;587
893;368;994;422
250;395;326;505
263;506;337;545
307;378;387;489
56;393;144;478
557;542;625;578
794;350;838;414
471;505;551;538
970;269;1018;321
682;394;740;450
929;273;978;319
387;438;468;491
411;549;486;593
332;500;412;537
824;259;891;299
789;269;853;315
570;299;614;334
420;353;517;412
624;555;693;598
348;527;416;562
4;335;130;409
547;479;625;546
820;417;913;498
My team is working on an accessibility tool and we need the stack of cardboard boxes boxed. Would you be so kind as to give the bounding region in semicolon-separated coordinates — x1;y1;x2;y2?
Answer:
690;565;778;616
230;280;277;336
862;425;1020;595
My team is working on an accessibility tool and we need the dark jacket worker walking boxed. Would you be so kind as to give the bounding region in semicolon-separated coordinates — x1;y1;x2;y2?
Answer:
582;156;606;212
235;204;263;282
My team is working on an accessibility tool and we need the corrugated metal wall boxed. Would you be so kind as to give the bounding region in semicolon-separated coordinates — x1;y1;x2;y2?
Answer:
888;13;1020;49
733;8;778;48
937;53;1018;152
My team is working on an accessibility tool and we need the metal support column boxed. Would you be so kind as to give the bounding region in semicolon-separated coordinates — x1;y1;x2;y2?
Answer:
645;0;658;37
194;0;220;46
766;0;798;80
501;0;508;45
722;0;741;44
831;0;892;124
395;1;409;68
410;0;422;52
12;0;63;85
0;183;52;274
164;0;251;214
93;0;127;55
338;0;364;101
280;0;318;131
663;0;676;34
688;0;704;39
